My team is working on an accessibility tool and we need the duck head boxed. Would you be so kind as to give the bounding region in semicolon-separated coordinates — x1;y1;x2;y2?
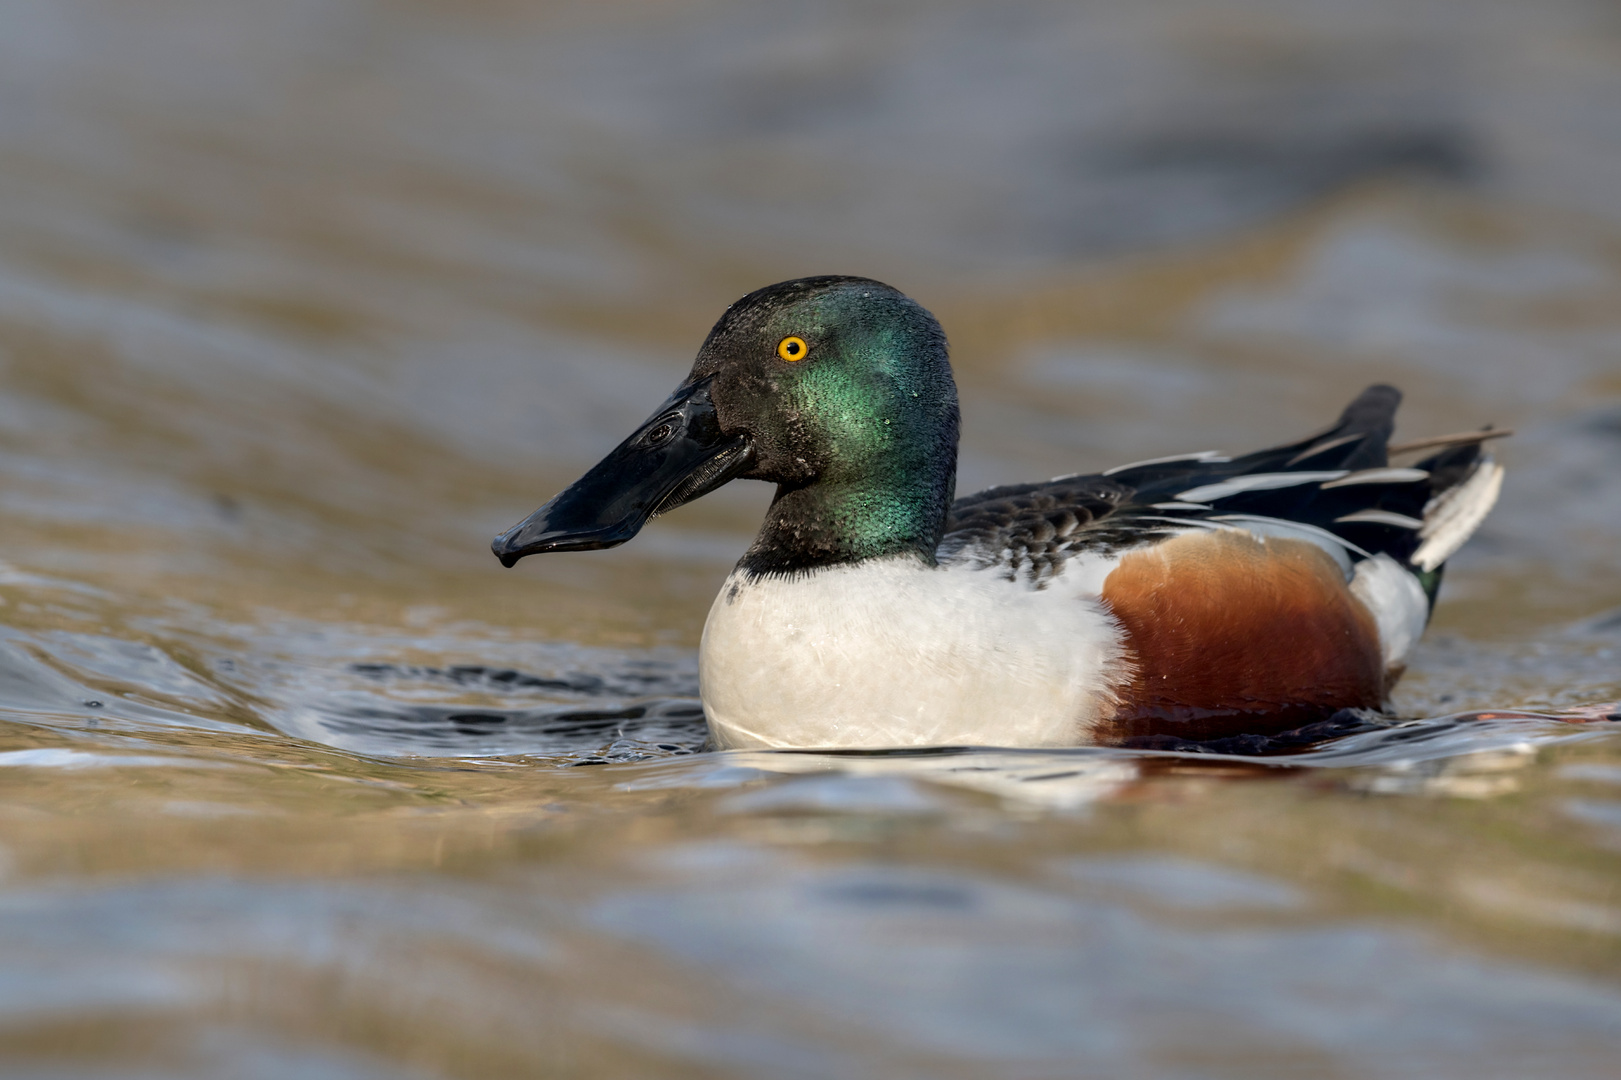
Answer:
492;276;960;574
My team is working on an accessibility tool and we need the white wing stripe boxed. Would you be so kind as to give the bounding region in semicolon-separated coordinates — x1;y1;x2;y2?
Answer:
1101;450;1229;477
1334;509;1425;529
1286;433;1364;466
1176;471;1347;503
1208;514;1373;560
1321;468;1430;488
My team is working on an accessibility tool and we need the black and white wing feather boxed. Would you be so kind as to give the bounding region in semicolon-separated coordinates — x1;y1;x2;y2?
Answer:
940;384;1504;600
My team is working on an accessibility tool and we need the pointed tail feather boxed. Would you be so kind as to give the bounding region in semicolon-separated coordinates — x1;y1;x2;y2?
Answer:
1411;451;1504;573
1234;384;1402;473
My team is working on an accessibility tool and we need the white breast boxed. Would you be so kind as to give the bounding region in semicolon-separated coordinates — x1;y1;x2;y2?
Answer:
698;556;1129;750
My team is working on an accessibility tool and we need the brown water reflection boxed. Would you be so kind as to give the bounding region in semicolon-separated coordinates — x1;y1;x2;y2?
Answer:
0;0;1619;1076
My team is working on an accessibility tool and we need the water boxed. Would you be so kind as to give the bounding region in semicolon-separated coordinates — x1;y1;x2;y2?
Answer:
0;0;1619;1075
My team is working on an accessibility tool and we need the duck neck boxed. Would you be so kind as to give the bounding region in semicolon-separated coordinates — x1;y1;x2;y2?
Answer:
738;463;955;577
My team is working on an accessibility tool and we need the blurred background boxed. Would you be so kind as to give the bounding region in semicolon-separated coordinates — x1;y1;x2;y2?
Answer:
0;1;1618;1077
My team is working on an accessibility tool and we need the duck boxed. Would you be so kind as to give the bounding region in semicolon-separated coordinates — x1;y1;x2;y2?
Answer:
492;276;1504;750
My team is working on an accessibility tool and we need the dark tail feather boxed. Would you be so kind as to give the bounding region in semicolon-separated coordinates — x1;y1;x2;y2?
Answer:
1336;383;1403;428
1233;383;1403;472
1333;384;1402;468
1416;437;1487;487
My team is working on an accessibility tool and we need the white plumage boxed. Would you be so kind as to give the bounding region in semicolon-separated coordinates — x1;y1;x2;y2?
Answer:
1413;462;1505;572
1349;553;1433;670
700;556;1130;750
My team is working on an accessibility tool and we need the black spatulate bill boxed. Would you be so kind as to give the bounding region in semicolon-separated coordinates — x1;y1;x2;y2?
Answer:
492;377;752;566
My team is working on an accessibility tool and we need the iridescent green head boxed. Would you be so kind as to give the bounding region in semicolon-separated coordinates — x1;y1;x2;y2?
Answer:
691;277;958;572
492;276;960;575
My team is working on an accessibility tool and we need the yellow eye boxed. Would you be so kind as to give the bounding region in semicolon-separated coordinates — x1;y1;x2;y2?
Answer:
776;336;808;362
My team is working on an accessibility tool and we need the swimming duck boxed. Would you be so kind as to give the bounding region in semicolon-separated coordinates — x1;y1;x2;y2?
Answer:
493;276;1504;750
